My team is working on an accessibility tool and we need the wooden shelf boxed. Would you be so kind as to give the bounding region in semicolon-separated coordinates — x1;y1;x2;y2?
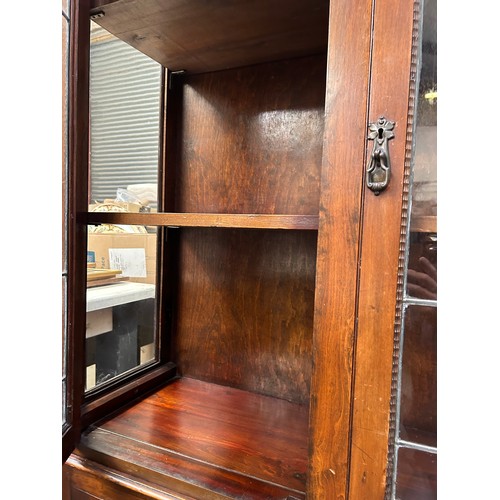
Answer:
79;377;309;498
90;0;329;74
84;211;319;230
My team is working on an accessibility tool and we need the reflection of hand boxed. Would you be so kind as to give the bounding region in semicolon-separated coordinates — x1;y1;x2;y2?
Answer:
407;256;437;300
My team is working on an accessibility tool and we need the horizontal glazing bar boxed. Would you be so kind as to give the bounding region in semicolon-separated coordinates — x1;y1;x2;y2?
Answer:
396;439;437;454
403;296;437;308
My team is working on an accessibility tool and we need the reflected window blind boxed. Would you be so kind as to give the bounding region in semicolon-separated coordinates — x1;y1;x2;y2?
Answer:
89;23;162;204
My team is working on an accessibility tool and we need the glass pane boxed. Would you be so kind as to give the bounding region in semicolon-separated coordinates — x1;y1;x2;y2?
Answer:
396;447;437;500
406;231;437;300
89;21;161;211
399;306;437;447
406;0;437;300
85;226;158;392
390;0;437;497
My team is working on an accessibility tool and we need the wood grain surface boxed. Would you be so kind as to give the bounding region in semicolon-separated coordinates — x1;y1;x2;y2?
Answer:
347;0;416;497
85;211;319;230
83;377;309;497
307;0;374;497
174;55;325;216
90;0;329;73
174;228;317;405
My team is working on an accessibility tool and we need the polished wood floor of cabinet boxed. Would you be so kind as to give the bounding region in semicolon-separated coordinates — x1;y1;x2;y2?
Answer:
79;377;309;499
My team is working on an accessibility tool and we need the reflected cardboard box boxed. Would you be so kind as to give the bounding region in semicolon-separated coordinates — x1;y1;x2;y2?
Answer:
87;233;157;285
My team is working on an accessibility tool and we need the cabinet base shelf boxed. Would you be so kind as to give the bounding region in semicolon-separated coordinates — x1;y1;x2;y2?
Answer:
76;377;309;499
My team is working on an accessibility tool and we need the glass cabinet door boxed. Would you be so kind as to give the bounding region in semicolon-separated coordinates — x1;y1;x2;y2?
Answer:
389;0;437;497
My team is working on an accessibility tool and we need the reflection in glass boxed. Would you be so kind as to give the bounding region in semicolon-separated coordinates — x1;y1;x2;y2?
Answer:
399;306;437;448
407;232;437;300
89;21;161;211
406;0;437;300
396;447;437;500
85;227;157;392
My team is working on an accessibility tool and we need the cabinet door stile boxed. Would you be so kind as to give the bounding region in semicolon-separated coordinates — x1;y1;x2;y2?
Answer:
64;0;91;463
307;0;374;497
348;0;417;497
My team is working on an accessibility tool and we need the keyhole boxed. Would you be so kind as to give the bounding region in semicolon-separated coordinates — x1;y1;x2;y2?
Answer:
378;128;384;139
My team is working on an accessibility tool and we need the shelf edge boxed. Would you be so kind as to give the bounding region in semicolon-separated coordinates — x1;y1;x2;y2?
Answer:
82;212;319;230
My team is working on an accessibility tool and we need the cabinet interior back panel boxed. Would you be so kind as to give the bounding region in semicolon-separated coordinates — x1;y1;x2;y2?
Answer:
174;55;326;215
173;228;317;404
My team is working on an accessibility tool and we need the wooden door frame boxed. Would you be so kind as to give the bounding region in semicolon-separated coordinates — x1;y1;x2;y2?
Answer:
308;0;419;497
348;0;419;497
63;0;91;463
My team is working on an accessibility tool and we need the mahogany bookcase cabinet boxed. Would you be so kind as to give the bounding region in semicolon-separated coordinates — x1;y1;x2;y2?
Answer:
63;0;425;498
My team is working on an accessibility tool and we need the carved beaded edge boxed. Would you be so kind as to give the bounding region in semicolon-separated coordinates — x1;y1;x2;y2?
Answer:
383;0;422;497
